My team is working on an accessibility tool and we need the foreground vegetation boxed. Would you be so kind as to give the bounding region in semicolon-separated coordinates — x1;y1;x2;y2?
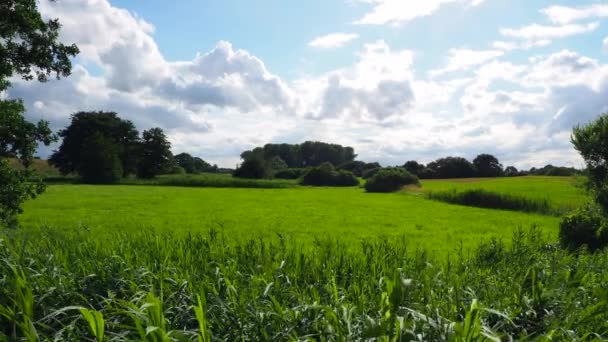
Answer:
2;227;607;340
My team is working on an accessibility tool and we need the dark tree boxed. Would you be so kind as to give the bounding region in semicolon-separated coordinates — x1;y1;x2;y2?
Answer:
300;162;359;187
426;157;476;179
473;154;503;177
78;133;123;184
174;153;196;173
0;0;78;227
49;112;140;177
136;128;173;179
233;157;271;179
365;168;419;193
241;141;357;168
403;160;426;177
504;166;519;177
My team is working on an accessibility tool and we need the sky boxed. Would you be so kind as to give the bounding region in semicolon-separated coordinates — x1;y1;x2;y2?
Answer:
6;0;608;168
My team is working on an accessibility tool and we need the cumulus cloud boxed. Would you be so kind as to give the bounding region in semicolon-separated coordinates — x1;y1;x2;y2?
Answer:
500;22;599;40
354;0;485;26
429;49;504;77
492;40;551;51
542;4;608;24
604;37;608;53
308;33;359;49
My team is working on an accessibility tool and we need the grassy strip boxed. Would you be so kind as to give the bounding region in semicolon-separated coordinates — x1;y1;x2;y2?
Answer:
428;188;557;215
1;226;607;340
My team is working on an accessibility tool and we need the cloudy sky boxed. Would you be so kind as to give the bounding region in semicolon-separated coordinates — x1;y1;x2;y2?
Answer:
7;0;608;168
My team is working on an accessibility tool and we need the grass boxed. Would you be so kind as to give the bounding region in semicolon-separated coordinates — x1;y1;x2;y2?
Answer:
8;158;61;177
419;176;588;214
121;173;297;189
19;184;562;253
1;226;607;340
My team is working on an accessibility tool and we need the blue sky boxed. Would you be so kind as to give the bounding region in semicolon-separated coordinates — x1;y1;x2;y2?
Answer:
7;0;608;168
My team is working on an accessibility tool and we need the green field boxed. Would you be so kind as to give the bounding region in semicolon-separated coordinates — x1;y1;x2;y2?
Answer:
4;176;608;340
420;176;588;213
19;178;567;253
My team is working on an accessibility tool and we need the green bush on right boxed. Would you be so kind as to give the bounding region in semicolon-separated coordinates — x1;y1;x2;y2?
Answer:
559;202;608;251
365;168;419;193
300;162;359;186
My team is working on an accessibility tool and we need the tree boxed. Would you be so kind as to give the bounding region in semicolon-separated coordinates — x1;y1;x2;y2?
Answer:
174;153;196;173
426;157;476;179
473;154;503;177
78;133;123;184
504;166;519;177
572;113;608;213
233;157;270;179
50;112;140;177
300;162;359;186
403;160;425;177
136;128;173;179
0;0;78;227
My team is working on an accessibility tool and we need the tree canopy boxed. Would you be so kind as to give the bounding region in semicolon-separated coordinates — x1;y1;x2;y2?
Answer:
240;141;357;168
136;128;173;179
0;0;78;227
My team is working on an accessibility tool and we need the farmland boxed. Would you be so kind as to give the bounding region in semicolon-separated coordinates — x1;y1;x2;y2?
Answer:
3;176;608;340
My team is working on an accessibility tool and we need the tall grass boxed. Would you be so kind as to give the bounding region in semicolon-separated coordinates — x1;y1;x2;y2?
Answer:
1;226;607;340
428;189;556;215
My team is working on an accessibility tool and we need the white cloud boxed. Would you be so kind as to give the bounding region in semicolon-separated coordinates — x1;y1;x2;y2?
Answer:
429;49;504;77
542;4;608;24
354;0;485;26
492;39;551;51
500;22;599;40
604;37;608;53
308;33;359;49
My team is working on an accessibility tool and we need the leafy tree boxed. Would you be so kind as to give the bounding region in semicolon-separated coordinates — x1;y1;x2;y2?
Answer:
426;157;476;179
300;162;359;186
241;141;357;168
403;160;426;177
473;154;503;177
49;112;140;177
174;153;196;173
504;166;519;177
0;0;78;227
78;133;123;184
136;128;173;179
233;157;271;179
268;156;288;171
365;168;419;193
572;113;608;213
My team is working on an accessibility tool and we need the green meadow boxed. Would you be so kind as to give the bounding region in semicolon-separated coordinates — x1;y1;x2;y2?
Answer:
18;176;576;253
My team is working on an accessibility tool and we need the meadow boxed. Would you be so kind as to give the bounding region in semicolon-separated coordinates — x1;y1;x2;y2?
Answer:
3;176;607;340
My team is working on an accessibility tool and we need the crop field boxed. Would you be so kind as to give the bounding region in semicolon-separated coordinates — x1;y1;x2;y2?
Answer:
18;180;564;253
3;176;608;340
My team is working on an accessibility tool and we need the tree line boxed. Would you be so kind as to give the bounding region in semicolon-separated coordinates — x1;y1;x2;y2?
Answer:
47;111;218;183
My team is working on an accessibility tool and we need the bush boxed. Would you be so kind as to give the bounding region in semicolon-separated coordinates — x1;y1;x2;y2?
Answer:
274;168;307;179
364;168;419;193
362;167;381;179
301;163;359;186
559;203;608;251
234;158;271;179
428;189;553;214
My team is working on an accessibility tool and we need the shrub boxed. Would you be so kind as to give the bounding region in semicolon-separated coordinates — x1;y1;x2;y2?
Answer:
234;158;271;179
364;168;419;193
559;203;608;251
428;189;553;214
362;167;381;179
301;162;359;186
274;168;307;179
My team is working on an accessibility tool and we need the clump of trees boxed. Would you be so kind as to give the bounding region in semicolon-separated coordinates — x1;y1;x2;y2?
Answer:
300;162;359;187
365;168;419;193
49;112;176;183
0;0;79;227
240;142;357;169
402;154;579;179
174;153;217;174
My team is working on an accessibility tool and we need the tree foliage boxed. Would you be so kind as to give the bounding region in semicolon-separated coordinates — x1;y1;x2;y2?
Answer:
0;0;78;227
426;157;476;179
136;128;173;179
300;162;359;187
365;168;419;193
233;157;271;179
49;112;140;178
174;153;216;174
78;133;123;184
240;141;357;168
473;154;503;177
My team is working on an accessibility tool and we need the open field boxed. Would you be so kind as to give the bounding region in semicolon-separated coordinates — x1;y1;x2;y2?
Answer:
19;182;563;253
419;176;588;213
5;176;607;340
